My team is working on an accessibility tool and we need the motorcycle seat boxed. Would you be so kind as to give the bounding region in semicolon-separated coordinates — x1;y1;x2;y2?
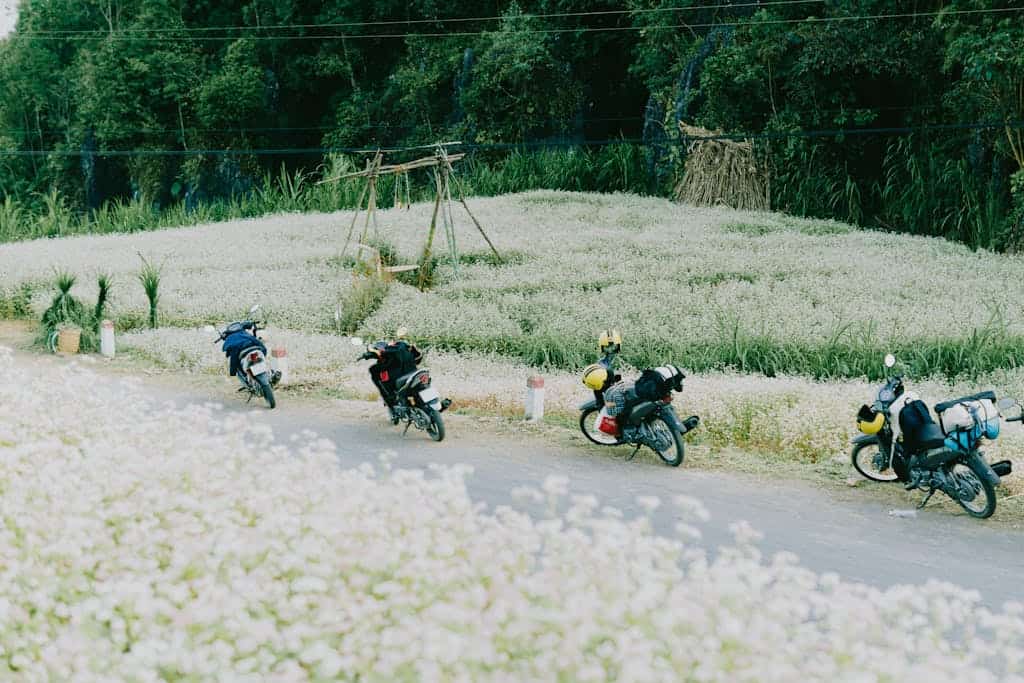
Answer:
905;422;947;453
934;390;996;414
396;369;428;392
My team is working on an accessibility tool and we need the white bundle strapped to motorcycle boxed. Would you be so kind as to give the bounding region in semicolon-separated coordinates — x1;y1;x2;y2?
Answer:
937;398;998;435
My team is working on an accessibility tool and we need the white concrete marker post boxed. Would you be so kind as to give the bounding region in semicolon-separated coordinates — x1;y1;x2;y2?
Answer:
100;319;115;358
271;347;289;385
525;375;545;422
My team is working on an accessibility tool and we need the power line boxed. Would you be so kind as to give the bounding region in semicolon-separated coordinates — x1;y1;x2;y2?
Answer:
0;105;947;137
15;1;824;36
8;7;1023;42
3;120;1022;157
0;116;652;136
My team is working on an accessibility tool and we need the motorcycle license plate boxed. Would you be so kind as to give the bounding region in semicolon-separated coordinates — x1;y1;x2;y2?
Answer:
250;361;268;375
419;387;440;404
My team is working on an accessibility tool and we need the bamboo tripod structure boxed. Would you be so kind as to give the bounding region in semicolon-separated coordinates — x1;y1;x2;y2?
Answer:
318;143;501;290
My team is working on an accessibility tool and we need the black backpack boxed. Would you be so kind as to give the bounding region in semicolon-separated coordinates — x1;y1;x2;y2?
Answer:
898;399;937;449
634;366;683;401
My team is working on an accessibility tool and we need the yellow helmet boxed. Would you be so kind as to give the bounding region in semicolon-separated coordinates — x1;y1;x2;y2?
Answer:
582;363;609;391
857;408;885;435
598;329;621;354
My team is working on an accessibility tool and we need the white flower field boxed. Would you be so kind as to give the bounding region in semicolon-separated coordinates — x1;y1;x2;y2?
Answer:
3;190;1024;354
3;349;1024;681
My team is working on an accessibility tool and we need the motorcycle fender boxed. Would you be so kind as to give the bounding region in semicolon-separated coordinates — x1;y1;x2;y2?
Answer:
966;452;1001;486
658;406;686;433
579;399;599;411
851;433;879;446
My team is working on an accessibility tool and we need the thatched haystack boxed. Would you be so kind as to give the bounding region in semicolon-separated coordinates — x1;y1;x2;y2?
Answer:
674;123;769;211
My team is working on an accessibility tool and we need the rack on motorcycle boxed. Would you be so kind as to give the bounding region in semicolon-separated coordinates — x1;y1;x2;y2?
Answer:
577;330;700;467
352;336;450;442
211;304;280;409
851;353;1015;519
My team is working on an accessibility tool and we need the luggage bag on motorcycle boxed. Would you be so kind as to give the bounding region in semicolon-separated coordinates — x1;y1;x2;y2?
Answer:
936;397;999;451
634;366;684;401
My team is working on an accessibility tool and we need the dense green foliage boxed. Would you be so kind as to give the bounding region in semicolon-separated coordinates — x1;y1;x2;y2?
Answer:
0;0;1022;248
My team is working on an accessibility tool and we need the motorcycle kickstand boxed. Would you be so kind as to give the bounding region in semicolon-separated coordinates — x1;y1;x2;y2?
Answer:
626;444;641;461
402;419;413;437
917;487;936;510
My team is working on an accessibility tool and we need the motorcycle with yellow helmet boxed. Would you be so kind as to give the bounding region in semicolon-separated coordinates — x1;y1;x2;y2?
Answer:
578;330;700;466
852;353;1014;518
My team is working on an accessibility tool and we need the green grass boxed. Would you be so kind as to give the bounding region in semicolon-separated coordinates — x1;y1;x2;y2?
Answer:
415;318;1024;383
0;146;651;245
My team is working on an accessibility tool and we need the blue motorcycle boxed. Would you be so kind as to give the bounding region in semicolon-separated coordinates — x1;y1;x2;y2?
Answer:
214;304;280;409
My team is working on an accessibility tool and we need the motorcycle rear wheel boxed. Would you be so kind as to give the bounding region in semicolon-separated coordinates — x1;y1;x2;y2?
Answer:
257;374;276;409
425;407;445;442
579;407;619;445
951;461;996;519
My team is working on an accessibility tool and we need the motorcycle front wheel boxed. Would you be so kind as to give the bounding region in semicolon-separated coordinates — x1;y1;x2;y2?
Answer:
851;439;898;482
951;461;996;519
579;407;619;446
647;416;684;467
257;373;276;409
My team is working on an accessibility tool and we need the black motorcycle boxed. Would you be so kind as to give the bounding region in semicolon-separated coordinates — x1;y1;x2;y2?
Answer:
353;336;449;441
578;344;699;467
214;304;280;409
852;354;1013;518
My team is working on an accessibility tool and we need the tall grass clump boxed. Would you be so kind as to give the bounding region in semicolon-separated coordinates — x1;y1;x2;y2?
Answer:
0;196;28;242
37;271;98;351
93;273;112;325
137;254;162;329
335;276;389;335
36;189;76;238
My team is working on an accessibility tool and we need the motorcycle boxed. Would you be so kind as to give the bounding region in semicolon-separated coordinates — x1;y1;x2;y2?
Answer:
214;304;280;409
578;332;700;467
352;336;450;441
851;353;1013;518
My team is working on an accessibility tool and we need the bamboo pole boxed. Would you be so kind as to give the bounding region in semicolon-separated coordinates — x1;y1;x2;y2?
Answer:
442;166;459;277
340;163;371;258
358;152;382;245
451;172;501;262
418;170;444;291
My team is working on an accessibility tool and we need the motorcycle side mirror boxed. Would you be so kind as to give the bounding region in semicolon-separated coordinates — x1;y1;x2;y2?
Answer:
249;304;261;316
203;325;215;333
997;397;1018;412
350;336;364;346
884;354;896;369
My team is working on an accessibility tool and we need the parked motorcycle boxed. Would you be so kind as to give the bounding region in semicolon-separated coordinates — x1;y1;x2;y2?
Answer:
852;353;1013;518
214;304;280;409
352;336;450;441
578;330;700;467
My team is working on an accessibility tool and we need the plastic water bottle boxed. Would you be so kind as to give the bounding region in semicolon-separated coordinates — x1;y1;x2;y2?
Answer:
888;509;917;518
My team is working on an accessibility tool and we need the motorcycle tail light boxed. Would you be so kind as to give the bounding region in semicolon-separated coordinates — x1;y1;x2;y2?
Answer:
249;352;260;362
420;373;430;385
662;395;673;403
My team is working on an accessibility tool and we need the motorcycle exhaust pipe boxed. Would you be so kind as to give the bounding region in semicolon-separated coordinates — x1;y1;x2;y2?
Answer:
991;460;1013;478
681;415;700;433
